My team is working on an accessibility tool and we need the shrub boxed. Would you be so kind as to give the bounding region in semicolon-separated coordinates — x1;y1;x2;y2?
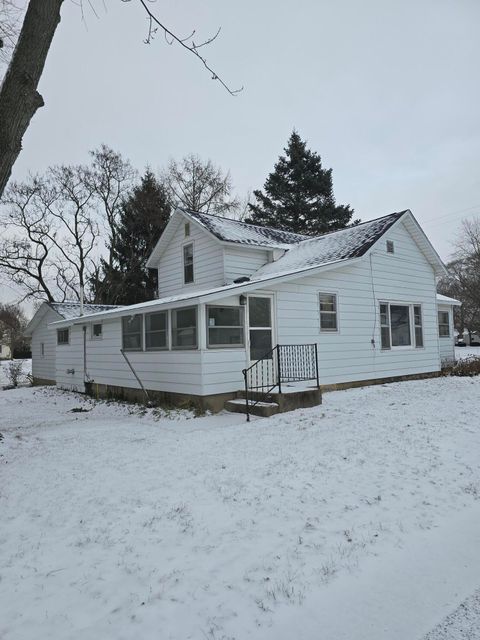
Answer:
442;356;480;377
5;360;24;387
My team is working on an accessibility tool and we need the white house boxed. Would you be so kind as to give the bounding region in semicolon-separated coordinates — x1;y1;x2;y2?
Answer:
25;208;459;414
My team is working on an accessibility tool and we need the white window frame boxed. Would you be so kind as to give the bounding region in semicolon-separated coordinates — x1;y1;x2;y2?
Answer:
171;306;198;350
379;302;424;350
184;222;190;237
122;315;144;351
183;242;194;285
91;323;103;340
206;305;245;349
145;311;169;351
57;328;70;346
386;240;395;254
438;310;450;338
319;292;339;333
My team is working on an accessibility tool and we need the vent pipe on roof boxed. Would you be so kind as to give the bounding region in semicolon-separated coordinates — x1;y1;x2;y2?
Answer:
80;285;84;316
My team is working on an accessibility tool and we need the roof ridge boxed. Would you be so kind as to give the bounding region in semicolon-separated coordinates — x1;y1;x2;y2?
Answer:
184;209;309;239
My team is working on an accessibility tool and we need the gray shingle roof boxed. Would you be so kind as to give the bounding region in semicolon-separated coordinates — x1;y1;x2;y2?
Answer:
253;211;408;278
186;210;309;248
49;302;122;320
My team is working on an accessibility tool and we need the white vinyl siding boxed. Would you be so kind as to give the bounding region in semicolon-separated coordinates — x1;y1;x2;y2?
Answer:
223;246;270;283
156;218;224;297
30;306;60;382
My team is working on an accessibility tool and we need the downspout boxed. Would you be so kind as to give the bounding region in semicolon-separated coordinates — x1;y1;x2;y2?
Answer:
83;325;87;390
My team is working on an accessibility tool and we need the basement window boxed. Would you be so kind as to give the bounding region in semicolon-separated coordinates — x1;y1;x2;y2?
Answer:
122;315;143;351
386;240;395;254
172;307;197;349
207;306;244;348
57;328;70;345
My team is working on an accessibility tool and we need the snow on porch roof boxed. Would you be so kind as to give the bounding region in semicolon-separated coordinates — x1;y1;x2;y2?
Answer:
436;293;461;306
49;301;123;320
253;210;408;278
185;210;309;248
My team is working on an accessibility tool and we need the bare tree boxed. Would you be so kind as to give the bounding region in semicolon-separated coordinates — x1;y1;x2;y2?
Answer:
163;154;240;216
0;0;242;201
0;301;27;358
438;218;480;336
0;165;100;302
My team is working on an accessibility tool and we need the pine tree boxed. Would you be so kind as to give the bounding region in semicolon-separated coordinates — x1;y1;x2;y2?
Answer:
93;170;171;305
246;131;355;235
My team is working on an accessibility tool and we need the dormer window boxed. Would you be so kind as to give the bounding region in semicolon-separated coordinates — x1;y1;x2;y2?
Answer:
183;243;194;284
184;222;190;237
386;240;394;254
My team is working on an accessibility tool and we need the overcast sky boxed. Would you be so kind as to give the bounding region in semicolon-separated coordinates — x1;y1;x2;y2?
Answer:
2;0;480;311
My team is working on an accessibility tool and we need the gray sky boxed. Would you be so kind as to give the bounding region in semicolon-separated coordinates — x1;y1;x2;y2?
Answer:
2;0;480;311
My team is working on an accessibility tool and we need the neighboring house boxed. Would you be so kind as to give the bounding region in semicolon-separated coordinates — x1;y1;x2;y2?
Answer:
25;208;459;413
0;343;12;360
25;302;121;385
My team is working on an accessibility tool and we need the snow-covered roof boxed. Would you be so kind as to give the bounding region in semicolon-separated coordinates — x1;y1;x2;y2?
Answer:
436;293;461;306
48;302;122;320
185;210;308;248
254;211;406;278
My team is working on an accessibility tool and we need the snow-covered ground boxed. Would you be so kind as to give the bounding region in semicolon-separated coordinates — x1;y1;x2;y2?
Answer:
1;377;480;639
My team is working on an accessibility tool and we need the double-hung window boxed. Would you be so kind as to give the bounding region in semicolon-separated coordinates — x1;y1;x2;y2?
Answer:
183;243;194;284
172;307;197;349
207;306;244;347
145;311;168;350
379;303;423;349
438;311;450;337
122;315;143;351
319;293;338;332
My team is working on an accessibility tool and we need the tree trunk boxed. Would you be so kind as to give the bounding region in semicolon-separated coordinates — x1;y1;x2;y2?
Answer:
0;0;63;198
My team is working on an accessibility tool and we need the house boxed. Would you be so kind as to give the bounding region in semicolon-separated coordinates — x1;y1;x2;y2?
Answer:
25;302;121;385
25;208;459;414
0;342;12;360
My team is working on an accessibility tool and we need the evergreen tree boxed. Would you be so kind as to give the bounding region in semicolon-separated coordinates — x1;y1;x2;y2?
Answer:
246;130;355;235
93;170;171;305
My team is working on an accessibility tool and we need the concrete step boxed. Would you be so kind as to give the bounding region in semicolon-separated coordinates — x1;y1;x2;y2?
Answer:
224;398;280;418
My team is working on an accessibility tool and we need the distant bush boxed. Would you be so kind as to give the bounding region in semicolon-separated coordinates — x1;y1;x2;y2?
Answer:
442;356;480;377
5;360;24;387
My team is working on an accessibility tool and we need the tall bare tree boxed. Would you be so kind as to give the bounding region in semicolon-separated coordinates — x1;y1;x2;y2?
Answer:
0;0;241;200
163;154;240;216
0;301;28;357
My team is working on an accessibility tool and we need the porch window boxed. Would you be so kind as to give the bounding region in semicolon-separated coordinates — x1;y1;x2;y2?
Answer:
183;243;194;284
172;306;197;349
207;306;244;348
122;315;143;351
438;310;450;337
414;305;423;348
319;293;338;331
57;328;70;345
145;311;168;350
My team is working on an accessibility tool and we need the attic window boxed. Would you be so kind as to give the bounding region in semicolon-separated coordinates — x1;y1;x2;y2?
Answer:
386;240;394;254
184;222;190;237
183;243;194;284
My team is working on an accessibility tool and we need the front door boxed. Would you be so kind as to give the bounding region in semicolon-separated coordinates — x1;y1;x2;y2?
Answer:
247;295;274;363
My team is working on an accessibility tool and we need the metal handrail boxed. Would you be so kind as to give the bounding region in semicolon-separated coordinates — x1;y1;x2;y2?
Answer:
242;343;319;421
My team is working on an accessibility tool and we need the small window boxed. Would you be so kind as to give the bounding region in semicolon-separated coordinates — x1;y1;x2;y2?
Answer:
386;240;394;254
41;342;45;357
145;311;168;350
183;243;194;284
57;328;70;345
184;222;190;237
414;305;423;348
438;310;450;337
380;303;391;349
319;293;338;332
172;307;197;349
122;315;143;351
92;323;102;339
207;306;244;348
